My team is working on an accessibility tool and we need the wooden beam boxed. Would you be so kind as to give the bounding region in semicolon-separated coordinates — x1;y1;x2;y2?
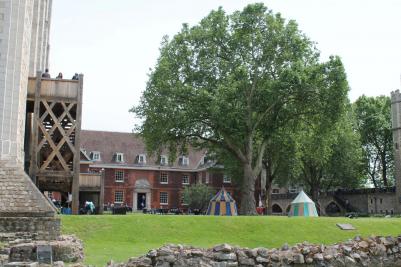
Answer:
29;71;42;182
72;74;84;215
99;170;105;214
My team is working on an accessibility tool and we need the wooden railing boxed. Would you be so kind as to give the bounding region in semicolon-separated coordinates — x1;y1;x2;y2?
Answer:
79;173;101;188
27;77;80;100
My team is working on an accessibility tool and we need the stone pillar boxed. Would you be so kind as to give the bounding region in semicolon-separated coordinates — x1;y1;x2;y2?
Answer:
0;0;51;164
0;0;34;163
391;90;401;214
0;0;59;241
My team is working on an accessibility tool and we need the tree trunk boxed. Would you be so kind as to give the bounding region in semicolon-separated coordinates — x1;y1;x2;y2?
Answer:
382;153;388;187
240;163;257;215
310;184;320;214
310;185;319;204
265;178;272;215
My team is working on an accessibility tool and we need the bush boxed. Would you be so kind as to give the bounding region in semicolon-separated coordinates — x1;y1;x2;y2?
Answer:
183;184;214;213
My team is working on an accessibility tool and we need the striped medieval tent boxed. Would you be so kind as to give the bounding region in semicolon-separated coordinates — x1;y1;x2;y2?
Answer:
206;187;238;216
288;190;319;217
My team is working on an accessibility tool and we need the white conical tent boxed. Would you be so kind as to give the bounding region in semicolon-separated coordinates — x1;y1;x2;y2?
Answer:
288;190;318;217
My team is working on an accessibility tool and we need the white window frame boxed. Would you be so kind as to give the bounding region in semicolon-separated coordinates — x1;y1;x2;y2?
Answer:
179;156;189;166
115;152;124;163
92;151;101;161
223;175;231;183
114;191;124;203
138;154;146;164
160;192;168;205
115;170;124;183
205;173;210;184
160;155;168;165
182;174;189;185
272;189;280;194
160;172;168;184
289;186;298;194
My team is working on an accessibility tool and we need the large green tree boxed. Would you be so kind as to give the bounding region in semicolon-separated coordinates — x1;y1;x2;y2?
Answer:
354;95;393;187
297;105;365;202
132;3;349;214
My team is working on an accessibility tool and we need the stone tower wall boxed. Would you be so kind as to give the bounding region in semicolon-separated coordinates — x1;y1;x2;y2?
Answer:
0;0;58;240
0;0;51;164
390;90;401;214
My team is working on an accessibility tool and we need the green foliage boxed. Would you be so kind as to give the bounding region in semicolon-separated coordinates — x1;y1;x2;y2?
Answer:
296;104;365;201
182;184;214;212
61;215;401;266
353;95;393;187
131;3;349;214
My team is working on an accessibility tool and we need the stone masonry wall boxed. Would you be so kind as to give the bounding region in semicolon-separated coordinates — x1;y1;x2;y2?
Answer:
112;235;401;267
0;217;60;242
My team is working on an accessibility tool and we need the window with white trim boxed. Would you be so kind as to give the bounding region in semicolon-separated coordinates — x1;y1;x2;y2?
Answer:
179;156;189;166
91;151;101;161
205;173;210;184
115;170;124;182
223;175;231;183
289;186;298;193
115;152;124;162
160;192;168;205
160;155;168;166
137;154;146;164
182;174;189;185
114;191;124;203
160;172;168;184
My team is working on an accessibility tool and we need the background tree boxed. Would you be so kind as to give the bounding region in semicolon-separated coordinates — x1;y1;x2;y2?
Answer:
132;3;349;214
353;95;393;188
297;105;365;202
261;128;300;214
183;184;214;213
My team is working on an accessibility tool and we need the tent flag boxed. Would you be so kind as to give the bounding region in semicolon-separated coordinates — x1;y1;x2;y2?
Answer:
289;190;318;217
206;187;238;216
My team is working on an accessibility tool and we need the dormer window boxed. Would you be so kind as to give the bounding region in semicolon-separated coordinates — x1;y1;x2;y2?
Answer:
202;155;212;165
137;154;146;164
178;156;189;166
115;152;124;163
160;155;168;166
91;151;101;161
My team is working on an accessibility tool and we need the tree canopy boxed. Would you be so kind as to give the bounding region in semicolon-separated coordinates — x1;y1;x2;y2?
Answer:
354;95;393;188
132;3;349;214
296;104;365;202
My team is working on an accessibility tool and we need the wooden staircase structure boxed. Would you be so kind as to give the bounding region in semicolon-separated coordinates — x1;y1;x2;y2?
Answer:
25;71;83;214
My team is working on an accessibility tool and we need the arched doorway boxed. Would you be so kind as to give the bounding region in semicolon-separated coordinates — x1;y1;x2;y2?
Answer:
272;204;283;214
325;202;341;216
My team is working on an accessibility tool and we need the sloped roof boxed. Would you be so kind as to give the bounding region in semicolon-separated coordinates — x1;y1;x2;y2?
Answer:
80;130;206;170
291;190;315;204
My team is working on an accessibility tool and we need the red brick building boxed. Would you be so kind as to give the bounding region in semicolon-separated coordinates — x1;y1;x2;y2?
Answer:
80;130;235;211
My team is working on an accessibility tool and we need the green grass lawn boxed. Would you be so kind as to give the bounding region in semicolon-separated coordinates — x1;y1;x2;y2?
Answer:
61;214;401;266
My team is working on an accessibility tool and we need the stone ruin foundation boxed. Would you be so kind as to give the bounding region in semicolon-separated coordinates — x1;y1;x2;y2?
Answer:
109;235;401;267
0;161;60;242
0;161;83;266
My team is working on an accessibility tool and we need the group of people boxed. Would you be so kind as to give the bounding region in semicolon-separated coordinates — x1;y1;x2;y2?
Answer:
41;68;79;80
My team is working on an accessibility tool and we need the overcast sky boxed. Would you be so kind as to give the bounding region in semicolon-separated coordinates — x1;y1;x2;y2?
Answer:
49;0;401;132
